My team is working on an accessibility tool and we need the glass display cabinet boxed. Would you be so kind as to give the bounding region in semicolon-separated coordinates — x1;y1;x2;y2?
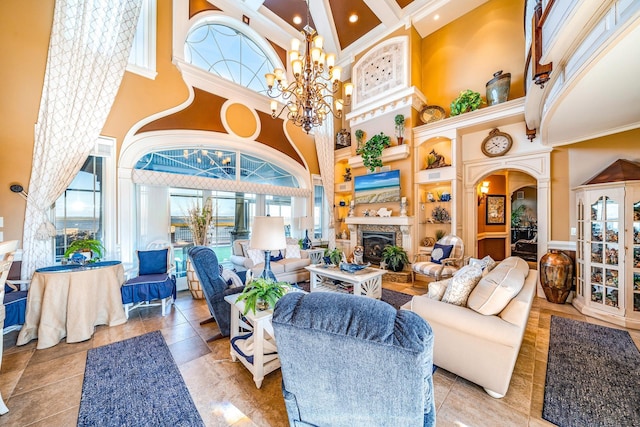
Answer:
574;182;640;329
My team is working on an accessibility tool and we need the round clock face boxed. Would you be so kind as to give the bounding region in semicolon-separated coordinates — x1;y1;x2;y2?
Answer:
481;129;513;157
420;105;446;124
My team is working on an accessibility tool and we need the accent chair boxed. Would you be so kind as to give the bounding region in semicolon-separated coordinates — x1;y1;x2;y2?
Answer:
272;292;436;427
187;246;245;341
0;240;19;414
412;234;465;283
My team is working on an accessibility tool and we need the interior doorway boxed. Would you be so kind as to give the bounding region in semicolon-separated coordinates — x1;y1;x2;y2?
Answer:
510;185;538;262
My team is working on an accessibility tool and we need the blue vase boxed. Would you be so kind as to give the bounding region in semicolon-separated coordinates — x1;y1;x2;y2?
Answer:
302;230;312;250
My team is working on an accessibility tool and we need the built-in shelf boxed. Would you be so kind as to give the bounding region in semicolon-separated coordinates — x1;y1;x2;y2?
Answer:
345;216;413;226
348;144;410;168
335;181;353;193
416;166;456;184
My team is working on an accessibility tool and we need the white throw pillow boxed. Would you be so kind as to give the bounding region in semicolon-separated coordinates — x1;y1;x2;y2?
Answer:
427;279;451;301
467;257;528;315
441;265;483;306
221;269;243;288
246;248;264;265
285;244;301;259
468;255;497;276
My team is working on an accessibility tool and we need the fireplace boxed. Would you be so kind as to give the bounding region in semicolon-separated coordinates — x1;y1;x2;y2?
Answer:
362;231;396;265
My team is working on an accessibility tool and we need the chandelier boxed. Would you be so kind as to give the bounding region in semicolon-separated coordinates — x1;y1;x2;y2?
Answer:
265;1;353;133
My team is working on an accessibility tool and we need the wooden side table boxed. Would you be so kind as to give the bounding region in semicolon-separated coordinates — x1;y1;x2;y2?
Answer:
224;293;280;388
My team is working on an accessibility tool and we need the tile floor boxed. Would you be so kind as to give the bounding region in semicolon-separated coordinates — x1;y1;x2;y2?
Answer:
1;280;639;427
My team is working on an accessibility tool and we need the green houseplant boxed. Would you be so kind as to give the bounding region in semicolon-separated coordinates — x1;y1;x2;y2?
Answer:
236;277;290;315
355;129;364;150
381;245;409;272
394;114;405;144
356;132;391;172
324;248;343;266
450;90;485;116
64;238;105;262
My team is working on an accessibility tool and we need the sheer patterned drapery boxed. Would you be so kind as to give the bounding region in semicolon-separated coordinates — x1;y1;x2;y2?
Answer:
22;0;142;279
314;119;335;249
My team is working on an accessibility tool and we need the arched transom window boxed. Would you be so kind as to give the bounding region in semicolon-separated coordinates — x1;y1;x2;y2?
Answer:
184;23;275;94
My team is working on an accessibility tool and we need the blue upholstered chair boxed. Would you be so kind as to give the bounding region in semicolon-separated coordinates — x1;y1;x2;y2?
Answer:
412;234;465;283
272;292;436;427
3;258;27;334
187;246;245;341
121;242;177;318
1;240;19;414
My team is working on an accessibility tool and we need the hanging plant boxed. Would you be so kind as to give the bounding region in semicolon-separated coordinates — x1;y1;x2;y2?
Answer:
356;132;391;172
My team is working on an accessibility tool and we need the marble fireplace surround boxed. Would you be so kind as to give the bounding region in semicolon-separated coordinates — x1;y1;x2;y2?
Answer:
345;216;413;258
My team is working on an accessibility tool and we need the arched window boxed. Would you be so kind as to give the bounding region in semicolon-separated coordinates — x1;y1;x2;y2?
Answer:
184;22;276;94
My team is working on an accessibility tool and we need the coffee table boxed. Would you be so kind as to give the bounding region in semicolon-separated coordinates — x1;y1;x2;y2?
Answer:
305;265;386;299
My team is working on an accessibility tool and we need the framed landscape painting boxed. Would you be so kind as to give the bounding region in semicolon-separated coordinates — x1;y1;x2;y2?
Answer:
486;195;506;225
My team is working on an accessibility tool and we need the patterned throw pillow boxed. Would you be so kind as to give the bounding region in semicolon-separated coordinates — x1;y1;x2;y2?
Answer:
246;248;264;265
441;265;483;306
430;243;454;265
285;244;301;259
468;255;497;276
427;278;452;301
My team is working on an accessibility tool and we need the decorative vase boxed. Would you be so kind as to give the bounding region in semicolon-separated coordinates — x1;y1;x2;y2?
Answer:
256;299;270;311
389;262;404;272
302;230;312;250
486;70;511;106
539;250;574;304
186;258;205;299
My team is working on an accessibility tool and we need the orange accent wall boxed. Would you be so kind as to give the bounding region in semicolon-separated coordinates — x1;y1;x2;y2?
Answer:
226;104;257;138
256;111;304;166
420;0;525;115
189;0;220;19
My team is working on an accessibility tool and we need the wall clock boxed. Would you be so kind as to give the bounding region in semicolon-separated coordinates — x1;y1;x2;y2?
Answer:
420;105;446;124
481;128;513;157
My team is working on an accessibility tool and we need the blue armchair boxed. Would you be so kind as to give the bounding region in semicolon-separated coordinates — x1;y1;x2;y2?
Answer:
187;246;245;341
272;292;436;427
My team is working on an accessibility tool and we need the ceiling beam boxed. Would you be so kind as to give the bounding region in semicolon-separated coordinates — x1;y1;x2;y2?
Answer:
308;0;340;55
363;0;401;28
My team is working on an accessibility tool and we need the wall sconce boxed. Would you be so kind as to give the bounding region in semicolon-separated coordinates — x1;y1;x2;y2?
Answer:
478;181;490;205
10;184;28;200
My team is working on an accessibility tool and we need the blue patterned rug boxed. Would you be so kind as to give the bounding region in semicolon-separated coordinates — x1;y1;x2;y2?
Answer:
78;331;205;426
543;316;640;427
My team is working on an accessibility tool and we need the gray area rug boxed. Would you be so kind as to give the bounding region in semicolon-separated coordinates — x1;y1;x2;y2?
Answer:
78;331;205;427
542;316;640;427
296;282;413;309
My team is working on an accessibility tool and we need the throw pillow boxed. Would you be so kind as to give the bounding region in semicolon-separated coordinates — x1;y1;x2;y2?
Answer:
270;250;284;262
430;243;454;265
427;279;451;301
246;248;264;265
240;242;250;257
441;265;483;306
468;255;497;276
221;268;244;288
285;244;301;259
467;257;529;315
138;249;168;275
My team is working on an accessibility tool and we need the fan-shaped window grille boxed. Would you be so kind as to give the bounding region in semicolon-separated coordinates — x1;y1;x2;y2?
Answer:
134;148;298;188
185;23;274;94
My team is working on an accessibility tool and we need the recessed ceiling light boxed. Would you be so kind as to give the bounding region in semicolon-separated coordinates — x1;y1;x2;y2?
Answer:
349;14;358;23
433;14;440;21
293;15;302;25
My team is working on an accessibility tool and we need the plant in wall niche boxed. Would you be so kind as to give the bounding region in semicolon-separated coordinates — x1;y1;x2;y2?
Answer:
356;132;391;172
394;114;405;144
381;245;409;272
450;89;485;116
435;229;447;241
355;129;364;150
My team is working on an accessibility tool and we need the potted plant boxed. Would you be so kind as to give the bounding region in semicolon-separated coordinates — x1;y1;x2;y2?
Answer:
435;229;447;241
355;129;364;150
185;198;214;299
64;238;105;263
450;89;485;116
324;248;343;266
236;277;290;314
394;114;405;145
381;245;409;272
356;132;391;172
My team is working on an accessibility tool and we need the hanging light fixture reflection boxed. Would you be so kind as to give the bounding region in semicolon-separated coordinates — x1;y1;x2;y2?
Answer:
265;0;353;133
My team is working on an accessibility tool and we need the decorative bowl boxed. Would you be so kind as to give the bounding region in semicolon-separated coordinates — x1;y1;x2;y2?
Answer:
339;262;370;273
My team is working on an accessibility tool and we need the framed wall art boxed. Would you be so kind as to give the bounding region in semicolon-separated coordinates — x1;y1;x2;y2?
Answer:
486;195;506;225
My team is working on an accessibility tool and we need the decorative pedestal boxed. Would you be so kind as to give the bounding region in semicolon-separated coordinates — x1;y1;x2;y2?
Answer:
186;259;204;299
540;250;573;304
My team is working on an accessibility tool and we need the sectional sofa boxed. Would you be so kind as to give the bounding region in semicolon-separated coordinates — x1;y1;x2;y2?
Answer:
229;238;311;283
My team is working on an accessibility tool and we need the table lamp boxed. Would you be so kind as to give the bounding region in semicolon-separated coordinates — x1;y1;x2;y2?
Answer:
250;216;286;280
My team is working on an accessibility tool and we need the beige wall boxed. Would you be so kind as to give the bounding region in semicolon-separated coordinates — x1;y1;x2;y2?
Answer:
420;0;525;114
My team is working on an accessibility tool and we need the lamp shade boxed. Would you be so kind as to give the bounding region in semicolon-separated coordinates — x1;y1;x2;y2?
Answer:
250;216;286;250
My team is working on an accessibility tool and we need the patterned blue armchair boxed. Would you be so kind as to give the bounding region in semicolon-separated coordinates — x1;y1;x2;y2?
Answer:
272;292;436;427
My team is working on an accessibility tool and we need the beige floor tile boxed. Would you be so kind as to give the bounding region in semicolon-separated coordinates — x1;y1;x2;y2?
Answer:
28;405;79;427
12;350;86;396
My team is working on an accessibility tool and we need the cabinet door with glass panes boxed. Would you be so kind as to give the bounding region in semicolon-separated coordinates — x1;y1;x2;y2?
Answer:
628;186;640;320
586;189;625;315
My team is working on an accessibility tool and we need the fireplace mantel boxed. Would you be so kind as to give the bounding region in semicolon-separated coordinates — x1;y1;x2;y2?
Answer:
345;216;413;226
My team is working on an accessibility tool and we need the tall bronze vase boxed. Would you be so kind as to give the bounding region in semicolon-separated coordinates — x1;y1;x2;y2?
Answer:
539;250;574;304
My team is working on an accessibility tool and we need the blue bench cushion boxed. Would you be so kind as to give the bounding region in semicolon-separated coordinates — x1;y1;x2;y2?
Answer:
4;290;27;328
121;273;176;304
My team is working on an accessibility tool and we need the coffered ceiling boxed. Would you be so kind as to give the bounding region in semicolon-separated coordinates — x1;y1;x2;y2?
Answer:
226;0;490;61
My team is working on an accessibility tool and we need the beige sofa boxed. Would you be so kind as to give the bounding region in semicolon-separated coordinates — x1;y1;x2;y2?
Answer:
230;238;311;283
401;256;537;398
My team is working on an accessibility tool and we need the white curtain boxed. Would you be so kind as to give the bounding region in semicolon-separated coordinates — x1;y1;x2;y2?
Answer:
315;119;336;249
22;0;142;279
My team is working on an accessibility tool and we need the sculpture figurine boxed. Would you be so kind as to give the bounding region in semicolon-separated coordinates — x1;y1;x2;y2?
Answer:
377;208;392;217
